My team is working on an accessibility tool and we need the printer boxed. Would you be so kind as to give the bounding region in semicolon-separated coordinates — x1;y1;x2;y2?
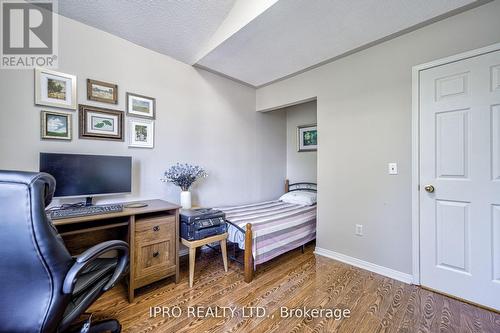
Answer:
180;208;227;241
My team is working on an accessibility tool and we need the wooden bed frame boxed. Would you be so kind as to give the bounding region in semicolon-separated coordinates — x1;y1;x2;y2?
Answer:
227;179;317;283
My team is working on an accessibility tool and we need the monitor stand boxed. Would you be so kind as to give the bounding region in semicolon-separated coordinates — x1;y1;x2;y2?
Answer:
85;197;93;207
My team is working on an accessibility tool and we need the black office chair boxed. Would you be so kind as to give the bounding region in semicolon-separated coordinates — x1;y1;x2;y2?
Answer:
0;171;129;333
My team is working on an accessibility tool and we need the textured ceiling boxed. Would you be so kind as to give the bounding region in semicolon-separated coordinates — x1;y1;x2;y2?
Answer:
58;0;236;64
58;0;480;87
197;0;476;86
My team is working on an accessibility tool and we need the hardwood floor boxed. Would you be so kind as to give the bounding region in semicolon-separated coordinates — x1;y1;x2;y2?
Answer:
89;243;500;332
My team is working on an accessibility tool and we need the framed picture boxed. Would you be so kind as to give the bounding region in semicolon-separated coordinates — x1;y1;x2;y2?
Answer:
87;79;118;104
35;69;77;110
126;92;155;119
297;124;317;152
78;104;124;141
41;111;72;140
128;118;154;148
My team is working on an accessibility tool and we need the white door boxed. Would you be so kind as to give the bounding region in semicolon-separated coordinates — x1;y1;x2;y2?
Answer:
419;49;500;311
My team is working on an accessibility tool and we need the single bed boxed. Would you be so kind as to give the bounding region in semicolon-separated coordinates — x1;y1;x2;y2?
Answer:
215;180;317;283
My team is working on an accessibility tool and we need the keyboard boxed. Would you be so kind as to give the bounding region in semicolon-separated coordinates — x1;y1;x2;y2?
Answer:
48;204;124;220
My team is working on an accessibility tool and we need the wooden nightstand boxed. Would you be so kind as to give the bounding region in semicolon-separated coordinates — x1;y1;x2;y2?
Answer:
181;233;228;287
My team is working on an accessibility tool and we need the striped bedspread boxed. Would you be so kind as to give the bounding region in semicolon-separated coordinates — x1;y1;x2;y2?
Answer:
215;200;316;266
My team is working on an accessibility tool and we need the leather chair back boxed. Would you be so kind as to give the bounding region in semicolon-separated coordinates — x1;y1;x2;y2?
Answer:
0;171;73;333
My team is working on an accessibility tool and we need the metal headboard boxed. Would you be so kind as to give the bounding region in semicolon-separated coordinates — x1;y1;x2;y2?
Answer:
285;180;317;193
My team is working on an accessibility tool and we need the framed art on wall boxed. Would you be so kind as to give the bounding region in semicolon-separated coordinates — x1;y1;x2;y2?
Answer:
126;92;155;119
78;104;124;141
87;79;118;104
35;69;77;110
41;111;72;140
128;118;154;148
297;124;317;152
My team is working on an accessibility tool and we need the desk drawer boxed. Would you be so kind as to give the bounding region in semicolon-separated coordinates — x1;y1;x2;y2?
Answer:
134;239;175;278
135;216;175;243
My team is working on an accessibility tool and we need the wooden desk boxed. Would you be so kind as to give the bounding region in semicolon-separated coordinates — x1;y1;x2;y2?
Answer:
53;199;181;302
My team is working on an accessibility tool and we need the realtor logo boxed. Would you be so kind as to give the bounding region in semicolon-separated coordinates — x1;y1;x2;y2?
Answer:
1;0;58;69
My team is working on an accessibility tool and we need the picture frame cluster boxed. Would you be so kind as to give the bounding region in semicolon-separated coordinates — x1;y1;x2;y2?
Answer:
35;68;156;148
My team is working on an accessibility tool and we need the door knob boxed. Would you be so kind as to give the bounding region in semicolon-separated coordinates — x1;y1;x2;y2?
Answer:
424;185;435;193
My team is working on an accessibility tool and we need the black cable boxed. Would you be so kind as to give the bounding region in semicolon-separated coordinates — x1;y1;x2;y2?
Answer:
46;201;86;212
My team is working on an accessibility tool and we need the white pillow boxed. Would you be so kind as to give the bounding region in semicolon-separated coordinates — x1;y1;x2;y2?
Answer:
279;190;317;206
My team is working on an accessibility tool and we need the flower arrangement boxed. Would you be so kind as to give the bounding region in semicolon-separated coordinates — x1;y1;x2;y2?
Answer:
161;163;207;191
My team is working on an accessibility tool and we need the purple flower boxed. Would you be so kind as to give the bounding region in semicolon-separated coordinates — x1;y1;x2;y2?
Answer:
161;163;207;191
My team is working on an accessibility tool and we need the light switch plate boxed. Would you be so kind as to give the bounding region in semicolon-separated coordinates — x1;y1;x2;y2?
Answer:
355;224;363;236
388;163;398;175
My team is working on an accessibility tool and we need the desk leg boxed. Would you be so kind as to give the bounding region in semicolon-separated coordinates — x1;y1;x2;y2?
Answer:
128;216;135;303
128;287;134;303
221;239;228;272
175;210;180;284
188;247;196;288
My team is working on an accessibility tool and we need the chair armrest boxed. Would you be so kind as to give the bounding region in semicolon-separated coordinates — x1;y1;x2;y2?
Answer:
63;240;129;294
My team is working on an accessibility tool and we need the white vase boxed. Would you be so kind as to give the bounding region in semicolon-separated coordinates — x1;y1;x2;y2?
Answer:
180;190;192;209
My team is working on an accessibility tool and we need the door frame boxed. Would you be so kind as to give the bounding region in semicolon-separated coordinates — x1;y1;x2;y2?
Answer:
411;42;500;285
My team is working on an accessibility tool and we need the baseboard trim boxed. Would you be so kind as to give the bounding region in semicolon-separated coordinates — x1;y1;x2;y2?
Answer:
314;247;413;284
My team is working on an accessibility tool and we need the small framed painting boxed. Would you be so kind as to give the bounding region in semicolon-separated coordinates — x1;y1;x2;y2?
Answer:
297;124;317;152
78;104;124;141
128;118;154;148
35;69;77;110
87;79;118;104
126;92;155;119
41;111;72;140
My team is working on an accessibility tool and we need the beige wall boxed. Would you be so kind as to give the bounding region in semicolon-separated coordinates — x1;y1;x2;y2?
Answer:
0;14;287;207
256;1;500;274
284;101;317;183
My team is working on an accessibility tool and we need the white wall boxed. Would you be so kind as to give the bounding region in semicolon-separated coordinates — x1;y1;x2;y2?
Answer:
283;101;317;183
256;1;500;275
0;14;287;207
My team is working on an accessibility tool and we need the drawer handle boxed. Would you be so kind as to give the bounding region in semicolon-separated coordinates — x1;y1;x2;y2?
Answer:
152;251;159;258
153;226;160;232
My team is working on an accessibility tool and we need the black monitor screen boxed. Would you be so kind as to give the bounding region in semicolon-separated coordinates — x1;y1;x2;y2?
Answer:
40;153;132;197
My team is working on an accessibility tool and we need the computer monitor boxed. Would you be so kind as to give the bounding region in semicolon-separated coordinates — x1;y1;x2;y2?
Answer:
40;152;132;205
